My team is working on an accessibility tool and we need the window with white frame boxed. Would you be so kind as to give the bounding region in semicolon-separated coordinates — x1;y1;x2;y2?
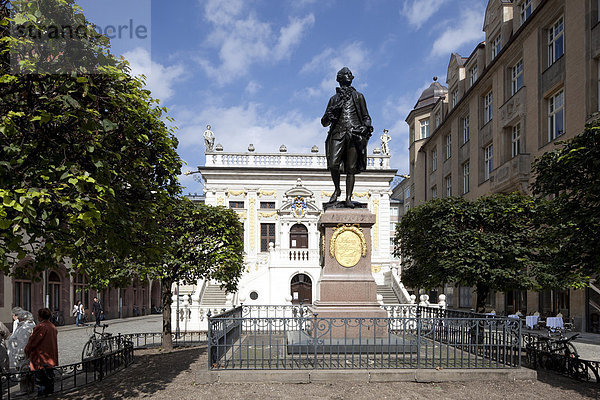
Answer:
462;115;470;144
511;59;524;96
435;112;441;128
463;161;470;194
548;16;564;67
520;0;532;25
548;89;564;141
484;91;493;124
491;34;502;59
445;134;451;160
390;222;397;231
484;144;494;180
391;207;399;217
410;127;414;143
405;187;410;199
419;119;429;139
445;175;452;197
431;185;438;199
469;65;478;87
431;148;437;171
512;123;522;157
452;89;459;108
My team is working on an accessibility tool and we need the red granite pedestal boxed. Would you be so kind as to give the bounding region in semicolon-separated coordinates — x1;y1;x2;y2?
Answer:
310;207;388;338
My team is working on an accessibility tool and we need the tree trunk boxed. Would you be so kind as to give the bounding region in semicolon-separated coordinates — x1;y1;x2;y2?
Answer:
161;277;174;351
475;283;489;314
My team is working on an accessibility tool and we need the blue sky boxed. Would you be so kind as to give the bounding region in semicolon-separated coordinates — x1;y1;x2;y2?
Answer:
76;0;489;194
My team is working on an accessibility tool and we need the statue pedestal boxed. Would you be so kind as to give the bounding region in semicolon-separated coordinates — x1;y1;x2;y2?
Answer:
311;208;388;338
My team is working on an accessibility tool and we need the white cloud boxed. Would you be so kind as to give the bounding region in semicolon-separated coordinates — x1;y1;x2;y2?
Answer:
123;47;186;101
300;42;372;99
430;7;485;58
173;103;324;158
245;80;262;95
400;0;449;29
199;1;315;84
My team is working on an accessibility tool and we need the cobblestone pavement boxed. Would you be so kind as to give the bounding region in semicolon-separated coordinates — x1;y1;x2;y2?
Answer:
60;347;600;400
57;314;161;365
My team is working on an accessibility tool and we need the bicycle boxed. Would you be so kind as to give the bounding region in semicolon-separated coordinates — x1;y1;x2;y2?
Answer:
50;310;65;326
526;329;588;381
82;324;112;361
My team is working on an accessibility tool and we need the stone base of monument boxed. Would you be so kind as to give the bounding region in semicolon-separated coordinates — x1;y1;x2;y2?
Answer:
285;331;418;354
309;207;392;338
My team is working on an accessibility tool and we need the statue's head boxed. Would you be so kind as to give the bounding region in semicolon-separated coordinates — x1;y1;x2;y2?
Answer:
336;67;354;84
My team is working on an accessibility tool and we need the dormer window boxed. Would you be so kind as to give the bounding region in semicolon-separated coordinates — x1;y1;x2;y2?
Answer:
520;0;532;25
491;34;502;59
469;65;478;87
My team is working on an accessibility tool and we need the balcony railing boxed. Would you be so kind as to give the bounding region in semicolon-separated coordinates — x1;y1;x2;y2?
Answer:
206;151;391;170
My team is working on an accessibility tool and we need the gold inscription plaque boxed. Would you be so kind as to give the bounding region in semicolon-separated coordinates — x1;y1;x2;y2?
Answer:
329;225;367;268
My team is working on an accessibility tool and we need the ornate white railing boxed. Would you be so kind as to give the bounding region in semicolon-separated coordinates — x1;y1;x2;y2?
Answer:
206;152;391;170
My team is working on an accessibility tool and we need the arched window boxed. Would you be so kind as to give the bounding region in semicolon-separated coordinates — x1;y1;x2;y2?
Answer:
48;271;61;311
290;273;312;304
289;224;308;249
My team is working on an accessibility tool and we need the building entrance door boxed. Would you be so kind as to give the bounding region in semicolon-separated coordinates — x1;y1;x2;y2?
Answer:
291;273;312;305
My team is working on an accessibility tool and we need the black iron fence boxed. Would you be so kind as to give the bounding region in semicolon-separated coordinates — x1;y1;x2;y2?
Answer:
120;332;207;349
208;305;522;370
1;339;133;399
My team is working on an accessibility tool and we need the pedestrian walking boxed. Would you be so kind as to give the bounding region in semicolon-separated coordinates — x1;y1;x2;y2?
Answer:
24;308;58;398
73;301;85;326
91;297;103;326
11;307;23;333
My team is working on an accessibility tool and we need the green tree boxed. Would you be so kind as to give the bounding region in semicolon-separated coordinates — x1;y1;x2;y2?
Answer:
137;199;244;350
394;193;550;312
0;0;182;282
532;118;600;286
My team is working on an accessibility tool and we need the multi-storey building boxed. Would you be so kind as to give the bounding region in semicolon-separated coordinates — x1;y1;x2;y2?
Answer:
402;0;600;331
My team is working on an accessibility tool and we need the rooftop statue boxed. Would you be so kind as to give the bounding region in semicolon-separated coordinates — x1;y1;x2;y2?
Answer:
380;129;391;155
203;125;215;152
321;67;373;208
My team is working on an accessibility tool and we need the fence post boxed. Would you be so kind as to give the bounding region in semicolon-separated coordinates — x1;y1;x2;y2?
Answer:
207;310;212;370
313;312;318;368
416;307;421;368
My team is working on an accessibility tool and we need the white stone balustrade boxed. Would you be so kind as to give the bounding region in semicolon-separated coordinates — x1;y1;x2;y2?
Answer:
206;151;391;170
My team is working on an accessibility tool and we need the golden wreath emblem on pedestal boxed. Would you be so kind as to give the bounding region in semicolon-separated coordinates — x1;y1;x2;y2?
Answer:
329;224;367;268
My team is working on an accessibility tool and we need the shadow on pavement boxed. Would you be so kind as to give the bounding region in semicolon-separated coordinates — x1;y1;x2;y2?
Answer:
60;346;205;399
535;370;600;398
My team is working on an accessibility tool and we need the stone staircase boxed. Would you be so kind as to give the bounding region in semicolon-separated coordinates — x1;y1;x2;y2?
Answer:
377;284;401;304
200;283;229;306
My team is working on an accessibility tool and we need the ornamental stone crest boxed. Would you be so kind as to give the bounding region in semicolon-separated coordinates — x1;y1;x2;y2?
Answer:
291;196;307;218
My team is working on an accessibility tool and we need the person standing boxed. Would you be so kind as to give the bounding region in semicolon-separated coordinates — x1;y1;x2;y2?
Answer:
91;297;103;326
11;307;23;333
73;301;84;327
321;67;373;207
24;308;58;397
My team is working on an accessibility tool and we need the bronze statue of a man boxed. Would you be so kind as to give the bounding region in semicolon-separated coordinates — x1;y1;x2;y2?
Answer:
321;67;373;208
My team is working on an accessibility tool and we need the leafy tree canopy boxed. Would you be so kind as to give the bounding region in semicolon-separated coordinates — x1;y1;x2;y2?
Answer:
394;193;553;311
0;0;182;281
129;198;244;349
532;118;600;283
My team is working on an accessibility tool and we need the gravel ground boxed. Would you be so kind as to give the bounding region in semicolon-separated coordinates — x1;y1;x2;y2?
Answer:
59;346;600;400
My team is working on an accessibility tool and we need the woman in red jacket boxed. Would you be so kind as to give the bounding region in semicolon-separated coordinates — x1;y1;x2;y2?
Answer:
24;308;58;397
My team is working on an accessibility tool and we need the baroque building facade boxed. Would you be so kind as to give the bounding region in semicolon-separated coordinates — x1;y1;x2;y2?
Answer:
401;0;600;331
171;143;413;331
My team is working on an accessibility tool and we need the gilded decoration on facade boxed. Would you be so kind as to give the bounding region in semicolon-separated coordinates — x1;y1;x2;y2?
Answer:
329;224;367;268
372;198;379;251
321;191;333;198
258;189;276;197
371;265;381;273
227;189;246;197
249;198;256;250
353;192;370;198
258;211;278;219
217;196;224;206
